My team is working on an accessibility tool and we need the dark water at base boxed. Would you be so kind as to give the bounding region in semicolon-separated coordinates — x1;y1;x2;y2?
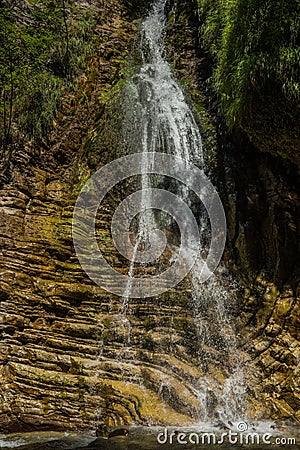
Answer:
0;426;299;450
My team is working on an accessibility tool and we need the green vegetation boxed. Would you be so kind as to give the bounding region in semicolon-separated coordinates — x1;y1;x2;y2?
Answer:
198;0;300;166
0;0;97;156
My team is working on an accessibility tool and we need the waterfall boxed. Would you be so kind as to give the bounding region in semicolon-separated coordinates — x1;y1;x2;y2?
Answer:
122;0;204;298
120;0;246;424
124;0;203;163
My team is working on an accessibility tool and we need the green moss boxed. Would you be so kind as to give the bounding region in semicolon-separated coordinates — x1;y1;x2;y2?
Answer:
197;0;300;167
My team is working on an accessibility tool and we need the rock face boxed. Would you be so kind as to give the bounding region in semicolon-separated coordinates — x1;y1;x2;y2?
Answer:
224;146;300;421
0;0;205;432
0;0;299;434
165;0;300;425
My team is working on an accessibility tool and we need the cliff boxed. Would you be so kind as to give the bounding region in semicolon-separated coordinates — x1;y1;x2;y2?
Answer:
165;0;300;423
0;0;204;432
0;0;299;433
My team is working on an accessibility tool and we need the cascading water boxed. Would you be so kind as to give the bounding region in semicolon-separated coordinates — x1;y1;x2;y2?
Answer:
122;0;204;300
120;0;246;424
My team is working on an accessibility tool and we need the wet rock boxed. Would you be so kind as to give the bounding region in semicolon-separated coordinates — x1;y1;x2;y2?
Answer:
108;428;129;438
96;424;108;438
